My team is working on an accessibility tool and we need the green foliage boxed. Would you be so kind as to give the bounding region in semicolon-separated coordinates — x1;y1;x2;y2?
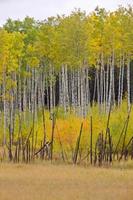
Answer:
1;6;133;73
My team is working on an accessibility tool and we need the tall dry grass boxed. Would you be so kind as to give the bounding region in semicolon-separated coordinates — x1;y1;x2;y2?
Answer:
0;163;133;200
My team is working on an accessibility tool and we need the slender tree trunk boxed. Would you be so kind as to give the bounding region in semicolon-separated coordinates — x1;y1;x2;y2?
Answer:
120;55;124;106
118;57;122;107
127;56;131;111
108;53;114;111
77;69;81;115
3;69;7;145
96;68;100;112
105;60;109;111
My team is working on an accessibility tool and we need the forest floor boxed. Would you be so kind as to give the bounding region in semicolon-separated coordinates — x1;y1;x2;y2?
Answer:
0;163;133;200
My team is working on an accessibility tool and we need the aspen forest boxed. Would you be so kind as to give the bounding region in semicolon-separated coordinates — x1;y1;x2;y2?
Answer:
0;1;133;200
0;6;133;166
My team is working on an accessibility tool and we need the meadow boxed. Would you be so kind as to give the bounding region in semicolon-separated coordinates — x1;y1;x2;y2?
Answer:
0;163;133;200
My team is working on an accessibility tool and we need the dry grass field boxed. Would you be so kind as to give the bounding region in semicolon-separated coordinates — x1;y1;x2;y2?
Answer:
0;164;133;200
0;163;133;200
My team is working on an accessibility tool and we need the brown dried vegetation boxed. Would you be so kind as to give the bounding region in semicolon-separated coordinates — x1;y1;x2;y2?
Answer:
0;163;133;200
